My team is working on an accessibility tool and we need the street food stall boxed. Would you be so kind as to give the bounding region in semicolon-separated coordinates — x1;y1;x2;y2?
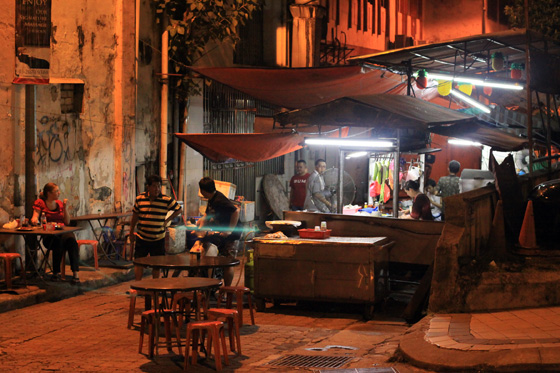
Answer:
252;234;394;319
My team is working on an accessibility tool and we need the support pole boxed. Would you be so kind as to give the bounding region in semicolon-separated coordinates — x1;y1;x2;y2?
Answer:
338;149;344;214
392;133;400;218
25;85;37;218
160;30;169;194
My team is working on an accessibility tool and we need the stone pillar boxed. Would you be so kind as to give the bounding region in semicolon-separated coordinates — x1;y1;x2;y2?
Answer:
289;0;326;67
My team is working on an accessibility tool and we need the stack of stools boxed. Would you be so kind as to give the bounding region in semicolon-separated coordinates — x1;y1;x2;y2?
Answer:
0;253;26;290
184;320;228;371
206;308;242;355
217;286;256;326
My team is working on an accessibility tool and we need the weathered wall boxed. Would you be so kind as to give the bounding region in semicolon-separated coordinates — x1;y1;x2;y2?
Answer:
0;0;160;257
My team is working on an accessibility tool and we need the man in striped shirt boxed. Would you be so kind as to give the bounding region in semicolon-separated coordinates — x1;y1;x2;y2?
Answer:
130;175;182;280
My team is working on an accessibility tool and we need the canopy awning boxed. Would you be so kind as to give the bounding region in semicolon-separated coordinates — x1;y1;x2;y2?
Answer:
189;65;417;110
174;132;304;163
275;94;527;151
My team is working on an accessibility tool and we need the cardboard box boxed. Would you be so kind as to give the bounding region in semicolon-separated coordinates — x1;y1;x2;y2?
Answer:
239;201;255;222
198;180;236;200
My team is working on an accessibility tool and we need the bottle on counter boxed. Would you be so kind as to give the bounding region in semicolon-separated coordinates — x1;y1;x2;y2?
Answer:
320;221;327;231
40;212;47;229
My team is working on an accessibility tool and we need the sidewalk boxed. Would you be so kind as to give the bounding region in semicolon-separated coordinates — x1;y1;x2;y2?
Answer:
399;307;560;372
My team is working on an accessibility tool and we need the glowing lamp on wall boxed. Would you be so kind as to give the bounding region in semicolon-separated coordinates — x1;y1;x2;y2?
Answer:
491;52;504;71
416;69;428;89
510;63;524;79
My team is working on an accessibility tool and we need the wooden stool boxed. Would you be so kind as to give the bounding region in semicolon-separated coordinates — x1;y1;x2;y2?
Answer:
184;320;228;371
127;289;152;328
207;308;242;355
139;309;182;358
0;253;26;290
60;240;99;278
217;286;255;326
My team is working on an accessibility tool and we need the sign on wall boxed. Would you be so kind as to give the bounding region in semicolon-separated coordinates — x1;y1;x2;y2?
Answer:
14;0;52;85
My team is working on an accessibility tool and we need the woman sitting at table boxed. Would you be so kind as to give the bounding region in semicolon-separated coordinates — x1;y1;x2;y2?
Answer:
31;182;81;283
401;180;434;221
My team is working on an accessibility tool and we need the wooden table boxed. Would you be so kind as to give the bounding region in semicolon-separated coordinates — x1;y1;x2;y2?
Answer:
252;236;394;319
130;277;222;356
0;226;82;282
134;254;240;277
71;211;132;262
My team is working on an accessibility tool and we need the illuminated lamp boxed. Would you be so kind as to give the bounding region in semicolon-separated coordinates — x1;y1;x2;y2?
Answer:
483;86;493;96
458;83;473;96
437;80;452;96
416;70;428;89
510;63;524;79
491;52;504;71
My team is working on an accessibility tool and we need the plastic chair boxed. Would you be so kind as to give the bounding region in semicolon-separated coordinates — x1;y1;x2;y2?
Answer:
127;289;153;328
217;286;256;326
184;320;228;371
207;308;242;355
100;227;129;260
0;253;26;290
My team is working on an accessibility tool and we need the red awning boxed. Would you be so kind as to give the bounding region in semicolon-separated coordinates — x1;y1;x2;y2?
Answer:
174;132;304;163
189;65;415;110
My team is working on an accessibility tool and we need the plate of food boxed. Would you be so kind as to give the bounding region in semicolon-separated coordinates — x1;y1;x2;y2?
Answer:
17;226;35;231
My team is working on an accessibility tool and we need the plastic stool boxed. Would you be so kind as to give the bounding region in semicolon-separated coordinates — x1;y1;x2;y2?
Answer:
0;253;26;290
59;240;99;278
217;286;255;326
127;289;152;328
184;320;228;371
207;308;242;355
139;309;182;358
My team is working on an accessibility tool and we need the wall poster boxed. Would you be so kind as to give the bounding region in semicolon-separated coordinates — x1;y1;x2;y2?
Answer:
14;0;52;84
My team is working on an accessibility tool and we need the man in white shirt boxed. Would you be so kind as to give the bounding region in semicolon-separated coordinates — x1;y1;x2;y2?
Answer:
304;159;334;213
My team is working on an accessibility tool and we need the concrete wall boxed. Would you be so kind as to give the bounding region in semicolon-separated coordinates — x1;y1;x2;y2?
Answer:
0;0;160;256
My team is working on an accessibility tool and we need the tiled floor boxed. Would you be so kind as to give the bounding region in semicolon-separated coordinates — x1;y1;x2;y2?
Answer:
425;307;560;350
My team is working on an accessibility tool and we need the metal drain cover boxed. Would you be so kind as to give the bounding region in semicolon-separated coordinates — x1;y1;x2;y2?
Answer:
266;354;353;368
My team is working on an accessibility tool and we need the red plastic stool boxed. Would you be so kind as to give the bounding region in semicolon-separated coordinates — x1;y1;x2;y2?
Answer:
184;320;228;371
207;308;242;355
127;289;152;328
59;240;99;279
0;253;26;290
139;309;182;358
217;286;255;326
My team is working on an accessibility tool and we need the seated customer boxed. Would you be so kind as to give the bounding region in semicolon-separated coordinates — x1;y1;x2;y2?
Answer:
197;177;240;286
31;182;81;283
425;178;442;221
401;180;434;221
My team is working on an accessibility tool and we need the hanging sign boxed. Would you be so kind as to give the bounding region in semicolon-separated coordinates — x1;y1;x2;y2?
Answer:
14;0;52;85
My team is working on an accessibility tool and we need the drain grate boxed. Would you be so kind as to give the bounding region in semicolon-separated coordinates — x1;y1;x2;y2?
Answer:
266;354;353;368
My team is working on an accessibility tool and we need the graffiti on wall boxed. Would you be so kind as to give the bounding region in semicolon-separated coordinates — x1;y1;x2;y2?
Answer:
36;115;83;165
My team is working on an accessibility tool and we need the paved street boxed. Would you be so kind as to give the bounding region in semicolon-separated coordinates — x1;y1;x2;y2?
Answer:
0;268;428;373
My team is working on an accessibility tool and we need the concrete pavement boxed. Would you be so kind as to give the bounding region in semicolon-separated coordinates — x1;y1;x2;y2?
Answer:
2;262;560;372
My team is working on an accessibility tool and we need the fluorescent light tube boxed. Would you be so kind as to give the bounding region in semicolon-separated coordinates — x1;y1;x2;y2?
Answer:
428;73;523;90
448;139;483;146
450;89;492;113
345;151;368;159
305;138;394;148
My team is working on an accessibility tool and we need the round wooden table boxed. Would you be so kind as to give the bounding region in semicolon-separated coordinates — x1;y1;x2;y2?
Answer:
133;254;240;277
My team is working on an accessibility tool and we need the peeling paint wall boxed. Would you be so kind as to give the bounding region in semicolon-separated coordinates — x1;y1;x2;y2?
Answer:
0;0;160;254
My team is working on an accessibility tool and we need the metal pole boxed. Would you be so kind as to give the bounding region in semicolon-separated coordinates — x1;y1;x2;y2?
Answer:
338;149;344;214
25;85;37;218
392;134;400;218
524;6;533;176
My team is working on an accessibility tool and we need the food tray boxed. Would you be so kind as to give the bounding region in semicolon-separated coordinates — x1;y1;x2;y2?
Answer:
298;229;331;239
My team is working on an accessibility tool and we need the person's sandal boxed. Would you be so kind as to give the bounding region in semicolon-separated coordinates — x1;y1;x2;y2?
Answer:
71;276;81;284
51;274;61;282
